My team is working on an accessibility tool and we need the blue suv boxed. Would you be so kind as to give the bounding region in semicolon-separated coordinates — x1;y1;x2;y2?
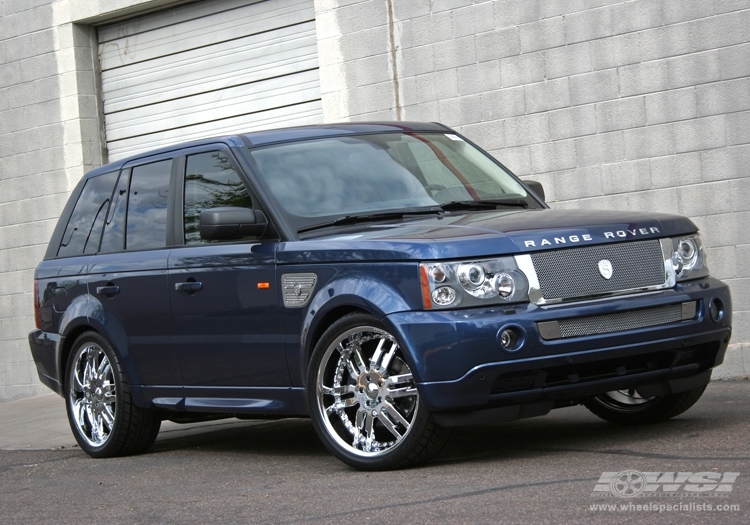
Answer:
29;122;732;470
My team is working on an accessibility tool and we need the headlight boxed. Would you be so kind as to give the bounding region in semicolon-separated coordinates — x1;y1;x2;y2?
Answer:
670;234;708;281
420;258;529;309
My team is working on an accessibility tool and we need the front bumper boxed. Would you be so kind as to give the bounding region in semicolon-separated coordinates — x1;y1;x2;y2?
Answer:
385;277;732;416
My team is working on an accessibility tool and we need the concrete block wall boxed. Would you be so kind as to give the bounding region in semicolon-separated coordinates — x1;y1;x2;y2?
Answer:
315;0;750;377
0;0;110;402
0;0;239;402
1;0;67;402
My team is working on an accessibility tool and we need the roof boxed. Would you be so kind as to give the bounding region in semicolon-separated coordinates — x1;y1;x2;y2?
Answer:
242;121;451;146
84;121;452;179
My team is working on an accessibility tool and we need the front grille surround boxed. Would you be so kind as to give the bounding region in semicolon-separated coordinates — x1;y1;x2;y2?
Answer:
515;239;674;305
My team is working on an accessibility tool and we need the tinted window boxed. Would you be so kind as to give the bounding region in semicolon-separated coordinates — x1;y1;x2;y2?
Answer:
57;171;118;258
99;170;129;253
184;151;253;245
126;160;171;251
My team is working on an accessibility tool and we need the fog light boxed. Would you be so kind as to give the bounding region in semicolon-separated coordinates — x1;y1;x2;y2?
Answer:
709;298;724;322
498;328;519;350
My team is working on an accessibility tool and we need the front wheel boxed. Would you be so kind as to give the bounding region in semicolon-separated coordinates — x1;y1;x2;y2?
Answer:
583;385;708;425
307;313;450;470
65;331;161;457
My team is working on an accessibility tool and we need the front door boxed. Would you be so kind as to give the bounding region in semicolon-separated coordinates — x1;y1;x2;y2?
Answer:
168;149;288;388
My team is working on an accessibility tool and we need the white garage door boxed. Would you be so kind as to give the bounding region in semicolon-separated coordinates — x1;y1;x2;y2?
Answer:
98;0;323;161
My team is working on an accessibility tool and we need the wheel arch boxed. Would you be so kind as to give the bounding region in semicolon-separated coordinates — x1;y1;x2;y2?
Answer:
300;273;419;376
306;304;369;363
300;304;423;388
57;296;133;394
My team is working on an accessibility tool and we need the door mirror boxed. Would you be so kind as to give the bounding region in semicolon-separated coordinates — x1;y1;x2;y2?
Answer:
525;180;545;202
199;207;267;240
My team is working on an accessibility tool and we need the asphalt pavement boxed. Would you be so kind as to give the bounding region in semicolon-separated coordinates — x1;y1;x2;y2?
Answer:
1;381;748;524
0;391;265;451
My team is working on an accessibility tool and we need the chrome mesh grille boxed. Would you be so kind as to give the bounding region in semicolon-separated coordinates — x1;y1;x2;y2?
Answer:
530;240;665;301
555;304;683;339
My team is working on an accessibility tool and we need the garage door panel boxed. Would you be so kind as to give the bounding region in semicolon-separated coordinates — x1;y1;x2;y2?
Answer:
108;101;324;159
105;70;321;141
98;0;265;43
102;23;318;113
99;0;313;68
99;0;322;161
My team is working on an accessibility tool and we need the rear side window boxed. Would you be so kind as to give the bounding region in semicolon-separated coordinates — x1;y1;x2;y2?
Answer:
126;160;172;251
183;151;253;245
57;171;118;258
99;170;130;253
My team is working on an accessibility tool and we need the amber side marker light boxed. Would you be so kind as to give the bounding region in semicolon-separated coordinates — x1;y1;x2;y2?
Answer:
257;282;270;289
419;266;432;309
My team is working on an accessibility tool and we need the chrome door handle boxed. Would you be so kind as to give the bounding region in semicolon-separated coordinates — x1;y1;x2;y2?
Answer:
175;282;203;292
96;285;120;296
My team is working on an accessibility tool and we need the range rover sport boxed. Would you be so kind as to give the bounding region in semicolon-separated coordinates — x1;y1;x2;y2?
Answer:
29;122;732;470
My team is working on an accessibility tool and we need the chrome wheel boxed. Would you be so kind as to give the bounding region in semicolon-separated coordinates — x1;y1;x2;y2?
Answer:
315;325;419;457
65;332;161;457
68;342;117;447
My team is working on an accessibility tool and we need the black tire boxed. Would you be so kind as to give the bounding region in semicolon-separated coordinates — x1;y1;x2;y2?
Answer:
583;385;708;425
65;331;161;457
307;313;450;470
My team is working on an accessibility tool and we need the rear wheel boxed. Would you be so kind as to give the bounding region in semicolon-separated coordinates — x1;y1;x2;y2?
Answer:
307;313;450;470
583;385;707;425
65;331;161;457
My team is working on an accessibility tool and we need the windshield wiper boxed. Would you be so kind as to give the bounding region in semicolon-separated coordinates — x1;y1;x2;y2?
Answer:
439;199;529;211
298;207;443;234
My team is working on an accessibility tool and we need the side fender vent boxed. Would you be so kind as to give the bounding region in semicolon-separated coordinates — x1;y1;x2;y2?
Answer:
282;273;317;308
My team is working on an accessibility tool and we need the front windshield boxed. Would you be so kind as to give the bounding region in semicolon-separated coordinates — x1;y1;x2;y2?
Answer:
250;132;531;220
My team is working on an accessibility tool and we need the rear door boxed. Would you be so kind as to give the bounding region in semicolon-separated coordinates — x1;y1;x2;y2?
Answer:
87;156;178;387
167;147;288;388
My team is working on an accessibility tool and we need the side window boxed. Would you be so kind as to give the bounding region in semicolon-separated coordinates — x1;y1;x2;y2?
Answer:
99;170;129;253
126;159;172;251
57;171;118;258
184;151;253;245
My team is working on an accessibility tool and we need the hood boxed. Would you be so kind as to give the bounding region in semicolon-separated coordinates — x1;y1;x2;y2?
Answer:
276;208;698;263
